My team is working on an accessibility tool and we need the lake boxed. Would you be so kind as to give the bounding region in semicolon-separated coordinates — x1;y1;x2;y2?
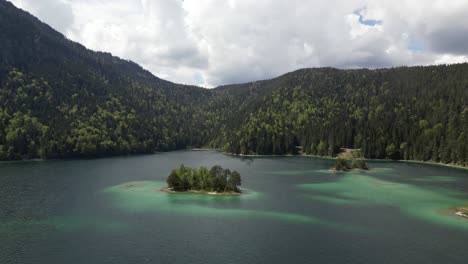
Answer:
1;150;468;264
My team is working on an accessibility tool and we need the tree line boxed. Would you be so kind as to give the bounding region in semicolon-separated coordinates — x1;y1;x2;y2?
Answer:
207;66;468;167
0;0;467;167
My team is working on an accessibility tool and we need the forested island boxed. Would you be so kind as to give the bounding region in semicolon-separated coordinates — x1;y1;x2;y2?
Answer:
0;1;467;168
332;149;370;171
333;158;369;171
164;165;242;194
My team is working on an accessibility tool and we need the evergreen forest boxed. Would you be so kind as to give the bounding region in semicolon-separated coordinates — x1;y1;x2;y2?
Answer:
0;0;467;166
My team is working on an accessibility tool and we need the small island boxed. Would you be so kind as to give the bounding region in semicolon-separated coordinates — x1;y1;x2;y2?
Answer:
164;165;242;195
332;149;370;172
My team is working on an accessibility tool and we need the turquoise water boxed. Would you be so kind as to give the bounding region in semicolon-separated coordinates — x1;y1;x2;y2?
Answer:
1;151;467;263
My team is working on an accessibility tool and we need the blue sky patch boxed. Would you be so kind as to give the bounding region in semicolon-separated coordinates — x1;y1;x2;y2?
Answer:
354;8;383;26
407;34;425;52
193;72;205;86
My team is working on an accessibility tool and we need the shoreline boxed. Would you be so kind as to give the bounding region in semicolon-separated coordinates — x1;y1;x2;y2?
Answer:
195;148;468;171
455;211;468;218
328;168;370;173
160;187;242;196
1;148;466;171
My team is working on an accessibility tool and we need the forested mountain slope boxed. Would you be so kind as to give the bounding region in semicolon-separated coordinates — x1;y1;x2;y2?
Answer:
0;0;212;159
207;67;468;167
0;0;467;166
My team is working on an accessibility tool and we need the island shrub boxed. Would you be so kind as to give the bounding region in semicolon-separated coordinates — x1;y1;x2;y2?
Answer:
334;158;351;171
351;159;369;170
166;165;241;193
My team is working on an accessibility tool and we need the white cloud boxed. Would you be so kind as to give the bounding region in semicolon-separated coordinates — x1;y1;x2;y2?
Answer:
7;0;468;87
434;54;468;65
346;13;382;39
10;0;73;33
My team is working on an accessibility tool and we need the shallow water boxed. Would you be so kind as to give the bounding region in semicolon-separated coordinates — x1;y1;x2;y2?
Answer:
1;151;468;264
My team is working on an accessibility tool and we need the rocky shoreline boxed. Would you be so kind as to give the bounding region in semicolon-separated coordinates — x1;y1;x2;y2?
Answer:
160;187;242;196
454;208;468;219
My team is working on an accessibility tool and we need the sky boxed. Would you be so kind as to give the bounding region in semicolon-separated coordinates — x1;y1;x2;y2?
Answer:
8;0;468;87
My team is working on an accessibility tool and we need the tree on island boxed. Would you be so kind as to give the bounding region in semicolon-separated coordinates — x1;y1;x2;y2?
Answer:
351;159;369;170
334;158;351;171
333;149;369;171
166;165;242;193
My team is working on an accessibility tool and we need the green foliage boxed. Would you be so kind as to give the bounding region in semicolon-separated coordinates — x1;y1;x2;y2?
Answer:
166;169;185;191
213;67;468;167
166;165;242;193
0;1;467;168
334;158;351;171
385;144;399;160
351;159;369;170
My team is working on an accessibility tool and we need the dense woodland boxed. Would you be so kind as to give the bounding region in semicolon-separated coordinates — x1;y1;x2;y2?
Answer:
0;0;467;166
212;66;468;167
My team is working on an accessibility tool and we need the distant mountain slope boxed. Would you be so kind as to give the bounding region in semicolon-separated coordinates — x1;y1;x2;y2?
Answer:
0;0;467;167
204;66;468;166
0;0;211;159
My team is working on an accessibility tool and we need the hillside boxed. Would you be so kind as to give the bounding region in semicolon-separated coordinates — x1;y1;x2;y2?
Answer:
206;67;468;167
0;0;467;166
0;0;212;159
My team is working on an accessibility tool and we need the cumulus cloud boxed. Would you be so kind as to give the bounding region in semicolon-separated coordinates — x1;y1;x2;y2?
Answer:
7;0;468;87
10;0;74;33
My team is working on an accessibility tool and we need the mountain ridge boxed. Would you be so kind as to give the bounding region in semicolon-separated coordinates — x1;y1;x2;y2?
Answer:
0;0;467;167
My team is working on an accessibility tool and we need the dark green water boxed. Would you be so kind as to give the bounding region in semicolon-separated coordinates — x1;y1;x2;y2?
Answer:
1;151;468;264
